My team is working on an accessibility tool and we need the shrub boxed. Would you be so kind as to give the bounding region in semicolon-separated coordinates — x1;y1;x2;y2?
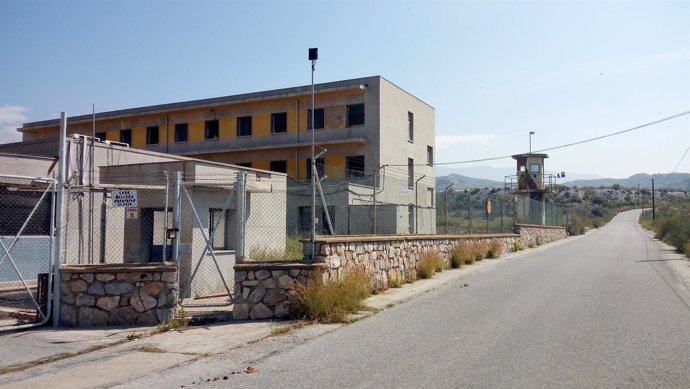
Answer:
417;251;442;279
684;242;690;258
511;241;522;252
487;239;503;259
290;269;372;323
470;241;488;261
451;242;472;268
567;214;586;235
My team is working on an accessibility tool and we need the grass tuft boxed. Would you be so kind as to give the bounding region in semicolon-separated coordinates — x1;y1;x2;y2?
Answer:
250;236;304;261
290;269;372;323
487;239;503;258
417;251;443;279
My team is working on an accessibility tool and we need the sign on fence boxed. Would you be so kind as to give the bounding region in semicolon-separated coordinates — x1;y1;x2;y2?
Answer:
112;190;138;207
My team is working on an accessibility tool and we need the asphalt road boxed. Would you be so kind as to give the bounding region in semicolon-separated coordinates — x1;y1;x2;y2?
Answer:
206;210;690;388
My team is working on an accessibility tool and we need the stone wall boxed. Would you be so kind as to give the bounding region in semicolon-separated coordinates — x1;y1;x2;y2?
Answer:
59;264;178;327
514;224;567;247
232;262;327;320
233;226;566;320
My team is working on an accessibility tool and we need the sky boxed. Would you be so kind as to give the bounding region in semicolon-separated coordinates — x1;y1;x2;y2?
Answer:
1;0;689;179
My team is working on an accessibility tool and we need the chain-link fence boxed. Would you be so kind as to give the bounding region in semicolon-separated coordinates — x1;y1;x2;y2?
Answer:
62;185;170;265
436;190;564;234
0;175;55;330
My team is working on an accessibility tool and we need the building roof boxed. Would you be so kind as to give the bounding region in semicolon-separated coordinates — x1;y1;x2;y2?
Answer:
20;75;432;130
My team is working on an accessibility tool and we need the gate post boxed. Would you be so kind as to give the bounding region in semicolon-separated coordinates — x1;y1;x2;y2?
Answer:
172;171;182;264
52;112;67;327
236;171;246;261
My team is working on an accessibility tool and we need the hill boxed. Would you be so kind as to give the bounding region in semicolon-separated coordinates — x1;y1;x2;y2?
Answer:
564;173;690;190
436;173;503;190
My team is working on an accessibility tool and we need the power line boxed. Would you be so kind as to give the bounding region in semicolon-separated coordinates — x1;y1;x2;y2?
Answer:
671;144;690;173
392;108;690;167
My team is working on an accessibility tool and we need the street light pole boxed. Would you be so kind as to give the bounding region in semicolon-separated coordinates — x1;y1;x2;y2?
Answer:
529;131;535;153
309;48;318;260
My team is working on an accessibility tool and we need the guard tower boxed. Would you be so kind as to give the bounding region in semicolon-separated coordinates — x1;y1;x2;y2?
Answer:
504;153;555;201
505;153;558;225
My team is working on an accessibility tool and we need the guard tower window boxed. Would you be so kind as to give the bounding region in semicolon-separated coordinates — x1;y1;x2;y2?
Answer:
530;164;541;174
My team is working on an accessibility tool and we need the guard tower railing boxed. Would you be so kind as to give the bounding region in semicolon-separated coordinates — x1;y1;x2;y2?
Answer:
504;173;557;193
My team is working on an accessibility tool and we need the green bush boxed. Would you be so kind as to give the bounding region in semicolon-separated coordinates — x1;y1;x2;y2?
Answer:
404;270;417;283
511;241;523;252
567;214;586;235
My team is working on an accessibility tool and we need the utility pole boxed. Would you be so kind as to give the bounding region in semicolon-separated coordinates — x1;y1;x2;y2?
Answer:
309;48;318;259
652;178;656;223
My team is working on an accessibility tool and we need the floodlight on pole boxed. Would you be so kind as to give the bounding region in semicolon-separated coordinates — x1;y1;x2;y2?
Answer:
309;48;318;260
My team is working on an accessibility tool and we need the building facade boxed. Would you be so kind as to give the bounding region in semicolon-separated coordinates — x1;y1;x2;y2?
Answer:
17;76;436;234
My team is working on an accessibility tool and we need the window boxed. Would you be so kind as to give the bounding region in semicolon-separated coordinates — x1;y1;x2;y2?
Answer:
209;209;234;250
120;129;132;145
237;116;252;137
428;188;435;206
307;108;325;130
408;158;414;188
427;146;434;166
146;126;159;145
270;160;287;173
530;164;541;174
271;112;287;134
346;155;365;178
205;120;219;140
95;131;106;141
306;158;325;179
408;112;414;141
174;123;188;143
236;162;252;168
346;103;365;127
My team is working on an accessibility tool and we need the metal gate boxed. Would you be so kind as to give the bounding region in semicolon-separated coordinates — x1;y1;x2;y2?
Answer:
174;174;243;308
0;175;56;331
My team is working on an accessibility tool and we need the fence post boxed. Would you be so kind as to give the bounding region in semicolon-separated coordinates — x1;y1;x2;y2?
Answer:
235;171;246;260
468;192;472;234
172;171;182;264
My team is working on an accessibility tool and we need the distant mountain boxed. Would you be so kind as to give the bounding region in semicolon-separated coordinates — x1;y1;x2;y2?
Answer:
564;173;690;190
436;173;503;190
436;166;601;182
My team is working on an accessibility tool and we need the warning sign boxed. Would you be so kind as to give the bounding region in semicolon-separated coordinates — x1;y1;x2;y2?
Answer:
112;190;137;207
126;207;138;219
